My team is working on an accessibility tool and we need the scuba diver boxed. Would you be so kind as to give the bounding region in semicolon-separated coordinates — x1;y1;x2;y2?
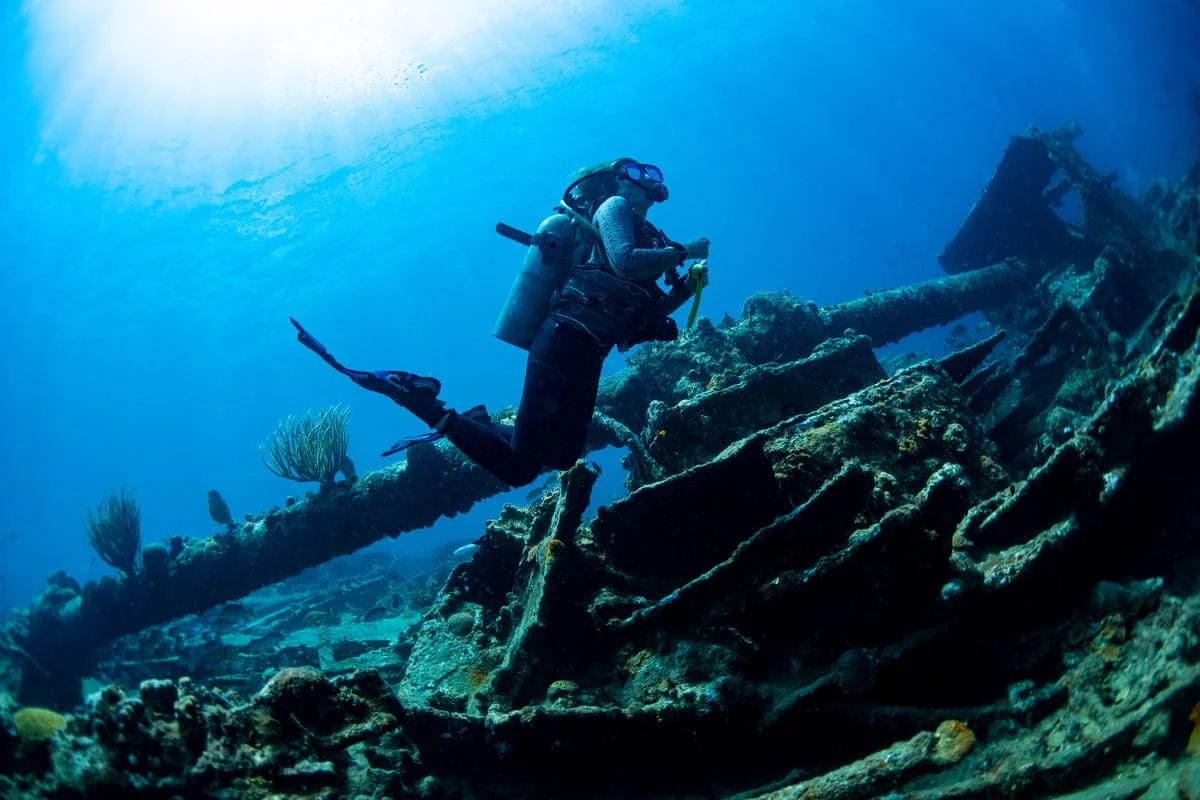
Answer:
290;157;710;488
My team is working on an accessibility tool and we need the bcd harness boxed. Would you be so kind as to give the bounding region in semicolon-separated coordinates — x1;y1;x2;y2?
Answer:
496;201;699;349
554;201;706;350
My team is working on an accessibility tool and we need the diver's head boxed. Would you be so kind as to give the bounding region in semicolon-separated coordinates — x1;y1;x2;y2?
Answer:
613;160;669;205
564;157;668;216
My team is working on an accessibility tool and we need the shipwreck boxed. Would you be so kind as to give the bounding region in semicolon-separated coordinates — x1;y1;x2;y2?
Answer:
2;124;1200;799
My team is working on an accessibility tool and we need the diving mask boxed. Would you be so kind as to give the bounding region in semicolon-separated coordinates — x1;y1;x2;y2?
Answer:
620;162;664;183
619;162;669;202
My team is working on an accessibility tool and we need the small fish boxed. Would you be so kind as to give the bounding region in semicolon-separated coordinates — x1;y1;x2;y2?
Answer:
212;603;256;627
452;543;479;558
303;609;335;626
244;630;285;654
361;605;389;623
525;472;561;501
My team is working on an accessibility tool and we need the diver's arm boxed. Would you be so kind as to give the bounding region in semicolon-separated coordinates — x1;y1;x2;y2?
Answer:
653;269;706;316
594;196;684;280
656;287;693;317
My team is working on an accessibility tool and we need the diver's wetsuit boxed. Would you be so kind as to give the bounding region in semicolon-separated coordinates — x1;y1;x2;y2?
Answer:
438;195;689;487
291;195;694;489
439;317;608;486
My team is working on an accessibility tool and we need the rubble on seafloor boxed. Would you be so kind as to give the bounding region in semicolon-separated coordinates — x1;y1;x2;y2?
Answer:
2;124;1200;798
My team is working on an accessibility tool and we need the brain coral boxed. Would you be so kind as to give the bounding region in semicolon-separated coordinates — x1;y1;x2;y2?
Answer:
13;707;67;742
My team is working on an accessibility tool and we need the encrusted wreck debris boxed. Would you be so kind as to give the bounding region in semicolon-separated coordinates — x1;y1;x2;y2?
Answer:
3;125;1200;798
0;248;1036;711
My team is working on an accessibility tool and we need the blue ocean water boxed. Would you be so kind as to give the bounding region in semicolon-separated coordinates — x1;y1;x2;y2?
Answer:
0;0;1197;616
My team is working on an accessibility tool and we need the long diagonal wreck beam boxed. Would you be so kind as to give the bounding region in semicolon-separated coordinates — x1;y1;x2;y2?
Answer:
818;259;1029;347
23;447;513;663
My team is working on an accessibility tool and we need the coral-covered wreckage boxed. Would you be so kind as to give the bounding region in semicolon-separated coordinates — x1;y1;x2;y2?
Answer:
3;124;1200;798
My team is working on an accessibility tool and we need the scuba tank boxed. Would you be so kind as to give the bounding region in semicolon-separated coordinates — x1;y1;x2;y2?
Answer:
492;213;580;350
493;165;675;350
494;169;612;350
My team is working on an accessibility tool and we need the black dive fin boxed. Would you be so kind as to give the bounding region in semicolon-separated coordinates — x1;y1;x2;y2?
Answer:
381;405;491;457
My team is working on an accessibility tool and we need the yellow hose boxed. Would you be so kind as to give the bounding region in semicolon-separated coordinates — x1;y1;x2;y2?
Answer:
686;261;706;330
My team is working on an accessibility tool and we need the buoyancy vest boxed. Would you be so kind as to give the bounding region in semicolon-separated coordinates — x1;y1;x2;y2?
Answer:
552;206;673;348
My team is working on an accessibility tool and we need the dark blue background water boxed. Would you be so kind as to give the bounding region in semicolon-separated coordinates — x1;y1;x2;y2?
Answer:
2;0;1198;614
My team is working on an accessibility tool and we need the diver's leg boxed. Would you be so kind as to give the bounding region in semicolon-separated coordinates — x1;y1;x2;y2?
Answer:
545;346;606;469
512;319;610;471
437;319;607;487
435;323;561;486
439;412;541;487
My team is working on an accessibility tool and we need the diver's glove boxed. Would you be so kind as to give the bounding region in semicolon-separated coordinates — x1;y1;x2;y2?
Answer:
666;241;688;267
